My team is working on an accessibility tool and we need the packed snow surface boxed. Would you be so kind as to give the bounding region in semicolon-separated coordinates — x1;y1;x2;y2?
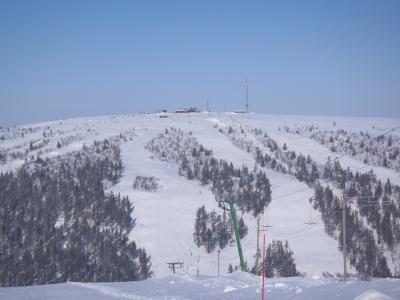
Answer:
1;271;399;300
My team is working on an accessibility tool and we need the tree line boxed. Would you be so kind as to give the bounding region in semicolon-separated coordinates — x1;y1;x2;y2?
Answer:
283;125;400;173
221;125;399;277
0;139;152;287
146;127;272;216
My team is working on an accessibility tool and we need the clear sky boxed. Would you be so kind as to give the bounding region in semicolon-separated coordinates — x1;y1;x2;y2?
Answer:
1;0;399;126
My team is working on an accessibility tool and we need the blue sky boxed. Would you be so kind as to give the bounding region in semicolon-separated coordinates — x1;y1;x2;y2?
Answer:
1;0;399;125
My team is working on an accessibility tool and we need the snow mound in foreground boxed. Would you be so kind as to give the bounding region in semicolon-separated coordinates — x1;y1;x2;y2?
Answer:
1;271;399;300
354;290;394;300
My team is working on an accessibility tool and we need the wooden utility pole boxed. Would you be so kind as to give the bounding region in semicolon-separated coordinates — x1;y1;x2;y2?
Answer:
255;217;260;273
217;249;220;277
341;192;347;281
262;233;266;300
305;198;317;225
196;256;200;276
260;213;272;300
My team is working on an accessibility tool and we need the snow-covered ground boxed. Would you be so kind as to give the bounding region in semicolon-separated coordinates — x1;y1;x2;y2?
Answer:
1;112;399;279
1;271;399;300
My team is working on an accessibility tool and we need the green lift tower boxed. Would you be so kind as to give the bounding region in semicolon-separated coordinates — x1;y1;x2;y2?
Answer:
224;200;246;271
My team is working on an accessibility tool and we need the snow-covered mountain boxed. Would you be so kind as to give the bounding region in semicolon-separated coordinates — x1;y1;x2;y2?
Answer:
1;112;400;297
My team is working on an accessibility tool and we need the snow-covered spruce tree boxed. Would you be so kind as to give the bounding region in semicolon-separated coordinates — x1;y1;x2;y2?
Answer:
261;240;299;278
0;140;151;287
228;264;234;273
193;205;243;253
139;249;153;280
238;216;248;239
133;176;160;191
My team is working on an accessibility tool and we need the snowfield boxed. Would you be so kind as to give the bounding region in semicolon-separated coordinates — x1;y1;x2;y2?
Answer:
1;112;400;298
1;271;399;300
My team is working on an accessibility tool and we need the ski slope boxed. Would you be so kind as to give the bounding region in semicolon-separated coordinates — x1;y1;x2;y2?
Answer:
1;112;399;278
1;271;399;300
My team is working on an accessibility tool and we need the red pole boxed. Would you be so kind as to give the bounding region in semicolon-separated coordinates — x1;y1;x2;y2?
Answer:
262;233;266;300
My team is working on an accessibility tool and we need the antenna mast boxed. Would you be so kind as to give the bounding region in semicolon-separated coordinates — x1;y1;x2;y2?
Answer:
245;78;249;112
